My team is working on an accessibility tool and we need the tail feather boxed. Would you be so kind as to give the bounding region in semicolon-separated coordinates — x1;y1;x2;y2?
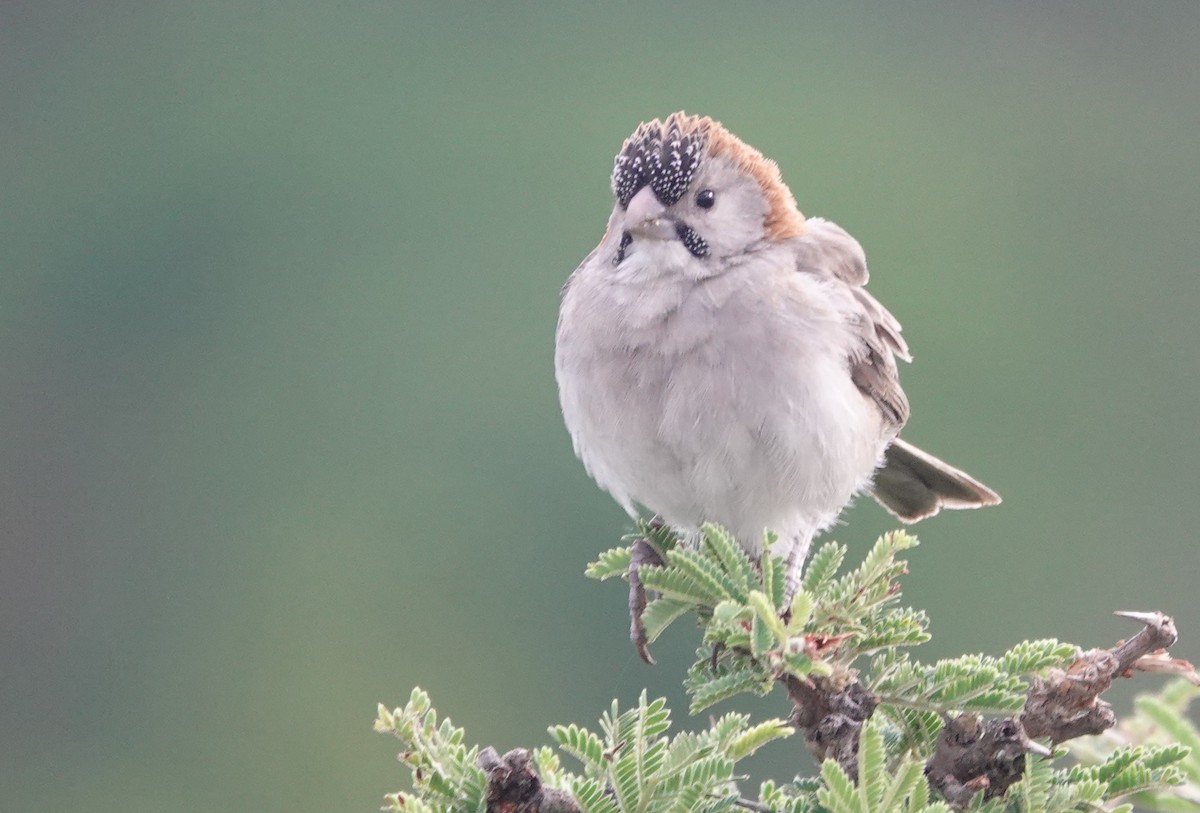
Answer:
870;438;1001;523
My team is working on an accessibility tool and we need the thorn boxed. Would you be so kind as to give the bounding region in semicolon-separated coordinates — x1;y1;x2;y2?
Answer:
1114;610;1162;626
1022;737;1054;757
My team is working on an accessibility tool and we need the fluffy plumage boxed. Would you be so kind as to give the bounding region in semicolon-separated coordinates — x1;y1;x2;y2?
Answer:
556;112;998;587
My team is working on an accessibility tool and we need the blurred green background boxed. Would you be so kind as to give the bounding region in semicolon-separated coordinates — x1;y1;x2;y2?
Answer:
3;2;1198;809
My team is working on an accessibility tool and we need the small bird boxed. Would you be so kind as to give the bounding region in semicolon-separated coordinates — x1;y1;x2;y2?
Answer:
555;112;999;628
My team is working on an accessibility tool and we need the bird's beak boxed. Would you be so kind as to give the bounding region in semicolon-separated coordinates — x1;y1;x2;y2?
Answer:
626;186;677;240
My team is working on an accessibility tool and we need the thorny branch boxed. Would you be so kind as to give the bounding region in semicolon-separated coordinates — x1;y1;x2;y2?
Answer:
924;611;1192;808
1018;610;1183;743
784;673;877;779
477;747;580;813
923;715;1044;807
474;612;1190;813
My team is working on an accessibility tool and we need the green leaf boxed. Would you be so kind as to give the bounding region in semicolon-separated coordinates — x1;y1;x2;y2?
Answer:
785;589;814;636
669;756;735;813
749;590;787;645
638;693;671;739
1047;776;1105;810
376;688;489;813
1097;747;1144;782
751;610;774;659
725;719;794;761
638;564;722;605
1138;742;1192;772
787;589;816;637
780;647;815;679
586;546;633;580
858;532;917;584
817;757;865;813
611;747;641;813
997;639;1077;675
688;666;771;713
801;541;845;599
1159;677;1200;712
668;547;742;603
810;533;915;636
1128;795;1200;813
630;518;682;554
662;771;707;813
708;711;752;748
761;547;787;609
700;523;757;597
856;721;886;811
1136;695;1200;780
878;759;924;813
572;777;621;813
907;770;930;812
1013;755;1052;813
641;598;692;643
873;650;1032;716
712;600;750;626
533;746;565;787
875;704;943;756
659;730;704;777
926;665;1027;711
549;723;606;773
1106;762;1154;797
848;609;929;657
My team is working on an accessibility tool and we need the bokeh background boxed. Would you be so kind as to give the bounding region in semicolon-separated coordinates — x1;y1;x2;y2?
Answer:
3;2;1199;810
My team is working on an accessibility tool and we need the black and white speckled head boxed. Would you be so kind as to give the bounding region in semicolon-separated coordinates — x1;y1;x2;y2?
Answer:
608;112;807;268
613;116;706;209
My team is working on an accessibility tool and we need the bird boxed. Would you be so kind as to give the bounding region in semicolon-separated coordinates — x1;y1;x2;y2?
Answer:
554;112;999;643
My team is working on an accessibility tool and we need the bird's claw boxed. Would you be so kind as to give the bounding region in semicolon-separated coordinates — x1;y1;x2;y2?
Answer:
628;533;665;665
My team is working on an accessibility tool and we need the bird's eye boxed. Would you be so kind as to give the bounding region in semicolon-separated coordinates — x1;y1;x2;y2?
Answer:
695;189;716;209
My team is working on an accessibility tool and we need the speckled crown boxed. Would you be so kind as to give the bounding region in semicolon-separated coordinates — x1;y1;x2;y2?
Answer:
611;112;806;240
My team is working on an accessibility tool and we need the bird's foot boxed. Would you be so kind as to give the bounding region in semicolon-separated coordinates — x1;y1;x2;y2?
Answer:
629;522;667;664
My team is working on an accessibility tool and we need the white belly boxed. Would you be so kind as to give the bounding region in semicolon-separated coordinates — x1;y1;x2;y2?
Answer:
556;249;888;558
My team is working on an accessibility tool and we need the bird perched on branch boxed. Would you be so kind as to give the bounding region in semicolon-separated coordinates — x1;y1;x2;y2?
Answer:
555;112;999;655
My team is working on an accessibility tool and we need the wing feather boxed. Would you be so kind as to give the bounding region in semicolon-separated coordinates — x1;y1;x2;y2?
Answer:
794;217;910;431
